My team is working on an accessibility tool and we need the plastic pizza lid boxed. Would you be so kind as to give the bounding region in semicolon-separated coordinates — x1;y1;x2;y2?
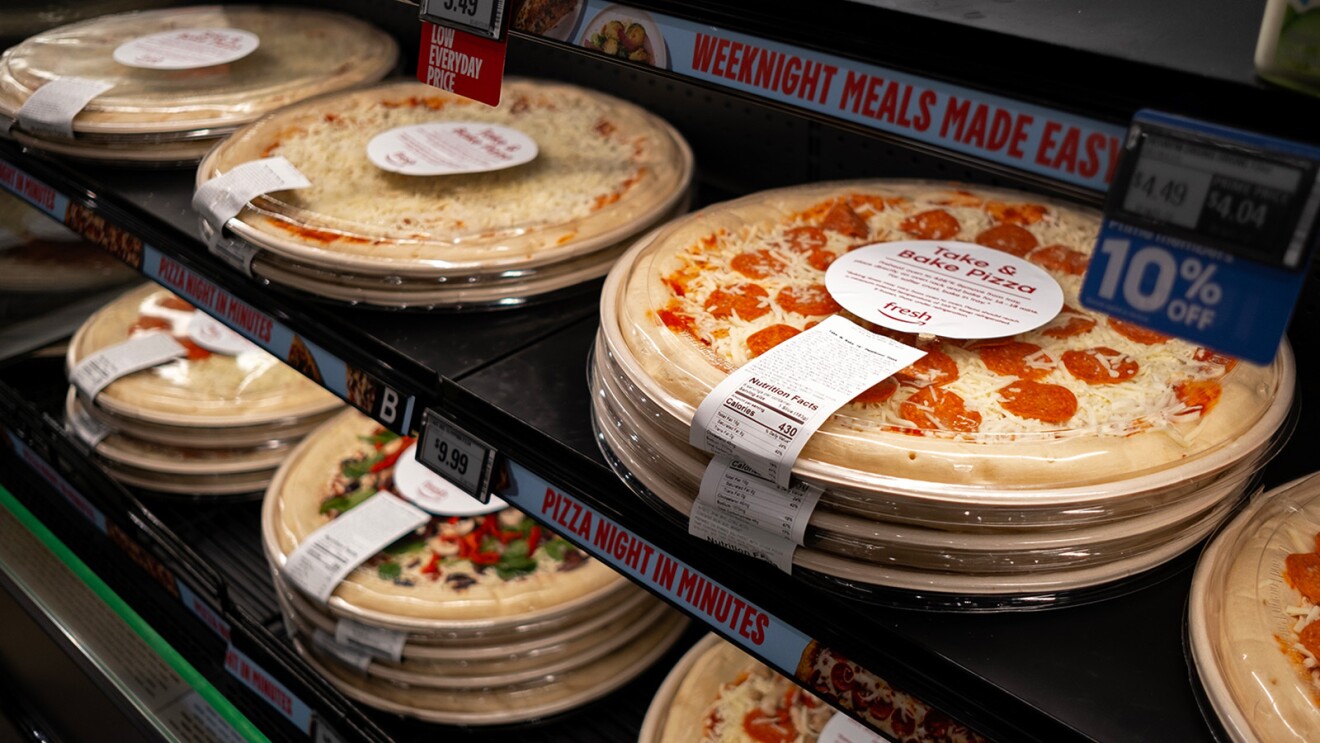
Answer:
262;409;628;632
1189;473;1320;743
599;183;1293;501
639;632;719;743
294;610;688;725
66;284;341;427
0;5;398;137
9;129;221;166
196;79;693;278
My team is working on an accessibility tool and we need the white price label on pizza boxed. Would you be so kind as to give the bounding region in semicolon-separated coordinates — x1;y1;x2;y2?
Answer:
826;240;1063;338
70;331;188;400
282;492;429;604
367;122;537;176
114;28;259;70
311;629;373;673
17;77;114;139
690;315;925;489
334;619;406;663
393;441;505;516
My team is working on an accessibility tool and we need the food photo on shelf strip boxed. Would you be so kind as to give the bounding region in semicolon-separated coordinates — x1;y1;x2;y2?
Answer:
592;178;1294;608
261;408;687;723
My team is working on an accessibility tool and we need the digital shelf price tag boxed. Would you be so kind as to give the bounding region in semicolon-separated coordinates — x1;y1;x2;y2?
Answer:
1080;110;1320;364
419;0;506;40
417;408;498;504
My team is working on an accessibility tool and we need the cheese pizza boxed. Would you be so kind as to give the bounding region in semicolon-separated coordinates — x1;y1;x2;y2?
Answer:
609;181;1289;490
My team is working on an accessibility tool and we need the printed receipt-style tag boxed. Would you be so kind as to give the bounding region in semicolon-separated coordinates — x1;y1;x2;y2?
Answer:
66;400;112;448
282;492;428;604
688;455;824;572
690;315;926;489
334;619;406;663
69;332;188;400
192;157;310;248
311;629;372;673
16;77;114;139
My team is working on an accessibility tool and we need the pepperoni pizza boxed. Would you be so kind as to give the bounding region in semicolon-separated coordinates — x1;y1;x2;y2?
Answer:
615;181;1281;489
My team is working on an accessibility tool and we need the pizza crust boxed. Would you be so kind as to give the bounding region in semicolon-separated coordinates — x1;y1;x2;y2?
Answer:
606;180;1290;491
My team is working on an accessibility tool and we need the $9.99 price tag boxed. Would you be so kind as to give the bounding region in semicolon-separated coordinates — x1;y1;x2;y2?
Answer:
417;408;497;503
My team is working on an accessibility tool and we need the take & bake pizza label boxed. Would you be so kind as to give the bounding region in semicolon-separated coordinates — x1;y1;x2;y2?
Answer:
392;441;506;516
690;315;926;488
366;122;538;176
113;28;260;70
826;240;1063;338
283;491;430;603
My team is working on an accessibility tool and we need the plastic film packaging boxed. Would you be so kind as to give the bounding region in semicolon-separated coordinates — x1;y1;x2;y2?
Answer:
1189;472;1320;742
66;284;340;428
196;79;694;278
262;409;629;632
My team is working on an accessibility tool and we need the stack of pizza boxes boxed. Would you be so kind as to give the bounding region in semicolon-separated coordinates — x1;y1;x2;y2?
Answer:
593;179;1295;608
63;284;342;497
193;78;693;309
0;6;397;166
260;409;688;723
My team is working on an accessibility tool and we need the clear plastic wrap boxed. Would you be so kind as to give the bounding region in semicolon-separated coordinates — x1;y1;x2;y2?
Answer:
196;79;693;278
0;5;398;137
1189;473;1320;742
601;180;1294;497
293;610;688;725
262;409;628;632
67;284;341;427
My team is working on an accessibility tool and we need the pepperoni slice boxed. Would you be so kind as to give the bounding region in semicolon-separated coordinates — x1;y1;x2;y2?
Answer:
978;341;1054;381
986;201;1048;226
821;202;869;238
1175;379;1222;415
845;194;893;216
900;386;981;432
704;283;770;321
782;226;827;253
807;249;836;271
159;296;196;312
1062;346;1139;384
975;223;1038;257
998;380;1078;423
776;284;841;316
1041;306;1097;339
933;189;983;207
852;378;898;405
746;324;800;357
1029;244;1089;275
743;709;795;743
899;209;960;240
130;315;172;333
895;349;959;387
178;338;213;361
731;249;786;279
1108;318;1169;345
1300;621;1320;661
1194;347;1238;374
1287;552;1320;604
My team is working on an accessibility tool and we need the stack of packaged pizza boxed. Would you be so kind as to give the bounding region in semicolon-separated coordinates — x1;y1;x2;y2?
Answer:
193;79;693;309
261;409;688;723
1188;472;1320;742
641;633;985;743
592;180;1295;608
0;6;397;166
63;284;342;497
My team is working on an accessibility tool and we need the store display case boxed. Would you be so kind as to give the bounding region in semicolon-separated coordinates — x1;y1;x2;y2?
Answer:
2;0;1318;740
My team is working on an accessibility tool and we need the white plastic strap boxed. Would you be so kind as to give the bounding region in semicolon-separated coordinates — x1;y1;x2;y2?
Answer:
17;78;114;139
69;332;187;400
334;619;406;663
690;315;925;488
282;492;428;604
192;157;310;248
311;630;372;673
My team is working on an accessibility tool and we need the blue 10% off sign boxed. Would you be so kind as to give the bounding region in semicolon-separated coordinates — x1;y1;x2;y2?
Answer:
1080;110;1320;365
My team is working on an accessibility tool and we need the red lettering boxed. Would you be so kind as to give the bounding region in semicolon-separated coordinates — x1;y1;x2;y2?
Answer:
691;33;718;72
913;90;936;132
736;45;757;85
652;554;677;590
781;56;803;96
1079;132;1106;178
726;41;743;80
798;60;824;103
754;50;778;89
751;611;769;644
840;70;868;114
1052;127;1081;173
895;84;914;128
876;82;900;124
987;108;1013;151
818;65;838;105
940;96;971;139
863;76;885;119
1105;135;1122;183
1008;114;1033;158
677;569;702;603
1035;121;1063;167
575;509;593;539
592;519;616;553
962;104;988;147
712;38;732;77
541;487;559;518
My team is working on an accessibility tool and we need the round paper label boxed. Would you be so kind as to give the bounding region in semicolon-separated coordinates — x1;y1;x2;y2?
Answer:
187;314;258;356
366;123;538;176
392;443;506;516
818;713;886;743
113;29;259;70
825;241;1064;339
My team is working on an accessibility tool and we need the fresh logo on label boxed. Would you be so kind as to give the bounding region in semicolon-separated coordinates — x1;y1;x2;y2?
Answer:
393;442;506;516
826;240;1063;338
114;28;260;70
367;123;537;176
187;314;258;355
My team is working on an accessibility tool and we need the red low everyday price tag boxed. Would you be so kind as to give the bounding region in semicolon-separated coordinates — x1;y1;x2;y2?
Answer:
416;21;507;106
